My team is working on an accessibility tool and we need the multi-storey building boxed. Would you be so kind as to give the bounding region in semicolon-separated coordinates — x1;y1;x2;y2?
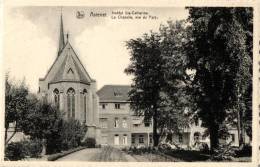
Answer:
97;85;251;148
97;85;153;147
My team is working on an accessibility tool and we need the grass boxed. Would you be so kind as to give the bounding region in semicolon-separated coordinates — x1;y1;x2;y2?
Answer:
162;150;210;162
125;147;251;162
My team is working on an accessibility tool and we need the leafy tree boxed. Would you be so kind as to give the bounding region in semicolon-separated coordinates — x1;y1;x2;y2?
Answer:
21;99;63;154
125;21;192;145
157;20;192;141
5;75;29;146
125;32;166;146
186;7;252;151
21;98;87;154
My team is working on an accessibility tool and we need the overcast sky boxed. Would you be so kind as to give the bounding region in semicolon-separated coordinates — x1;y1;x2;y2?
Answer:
4;6;188;93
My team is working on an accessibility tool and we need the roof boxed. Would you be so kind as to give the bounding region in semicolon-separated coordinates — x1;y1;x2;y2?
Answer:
97;85;131;102
41;41;92;84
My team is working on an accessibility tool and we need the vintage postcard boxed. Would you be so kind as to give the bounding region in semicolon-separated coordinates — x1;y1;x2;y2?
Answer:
0;0;259;167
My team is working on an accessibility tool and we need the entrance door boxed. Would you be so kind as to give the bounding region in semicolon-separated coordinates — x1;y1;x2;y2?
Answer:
114;134;119;145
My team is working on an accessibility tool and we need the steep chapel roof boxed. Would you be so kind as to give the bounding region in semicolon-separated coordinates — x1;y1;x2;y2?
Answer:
40;14;92;84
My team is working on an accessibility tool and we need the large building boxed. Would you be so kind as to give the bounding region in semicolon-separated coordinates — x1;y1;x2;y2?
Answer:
97;85;251;148
38;14;100;143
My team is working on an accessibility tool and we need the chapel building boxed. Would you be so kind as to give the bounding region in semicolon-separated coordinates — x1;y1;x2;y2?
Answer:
38;14;100;143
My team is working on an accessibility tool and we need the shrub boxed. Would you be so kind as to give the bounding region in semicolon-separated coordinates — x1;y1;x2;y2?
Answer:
26;139;43;158
234;144;252;157
5;141;27;160
81;138;96;148
59;119;87;151
5;139;43;160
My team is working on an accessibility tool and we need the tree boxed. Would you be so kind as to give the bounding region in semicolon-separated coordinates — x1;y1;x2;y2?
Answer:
157;20;192;142
5;74;29;146
125;32;166;146
125;21;192;146
186;7;252;151
21;98;87;154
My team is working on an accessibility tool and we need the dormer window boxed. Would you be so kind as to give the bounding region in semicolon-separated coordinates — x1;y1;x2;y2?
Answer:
114;92;122;97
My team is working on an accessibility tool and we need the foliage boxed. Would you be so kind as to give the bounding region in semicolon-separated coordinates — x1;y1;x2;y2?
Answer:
186;7;252;151
60;119;87;150
125;32;166;146
157;20;193;140
81;138;96;148
5;75;29;145
21;99;86;154
210;142;236;161
24;139;43;158
5;139;43;160
234;144;252;157
125;21;193;146
5;141;27;160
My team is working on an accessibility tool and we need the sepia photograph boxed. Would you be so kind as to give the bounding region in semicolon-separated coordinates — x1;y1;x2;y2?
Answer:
3;5;253;163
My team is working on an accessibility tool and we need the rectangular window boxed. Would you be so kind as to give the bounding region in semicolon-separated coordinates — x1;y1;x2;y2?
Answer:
132;135;135;144
179;134;183;143
123;134;128;145
115;103;120;109
102;104;106;109
114;118;119;128
149;135;153;144
122;118;127;128
144;122;150;127
114;134;119;145
139;135;144;144
100;118;108;128
231;134;235;142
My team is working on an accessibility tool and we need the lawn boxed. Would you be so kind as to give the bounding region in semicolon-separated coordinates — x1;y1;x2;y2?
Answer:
124;147;251;162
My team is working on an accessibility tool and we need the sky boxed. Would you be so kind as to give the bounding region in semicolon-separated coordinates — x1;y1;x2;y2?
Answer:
4;6;188;93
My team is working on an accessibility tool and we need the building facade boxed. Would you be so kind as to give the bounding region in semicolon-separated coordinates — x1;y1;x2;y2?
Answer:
97;85;251;148
38;15;100;143
97;85;153;147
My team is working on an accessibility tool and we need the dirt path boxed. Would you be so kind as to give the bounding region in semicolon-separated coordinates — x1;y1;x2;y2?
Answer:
56;147;137;162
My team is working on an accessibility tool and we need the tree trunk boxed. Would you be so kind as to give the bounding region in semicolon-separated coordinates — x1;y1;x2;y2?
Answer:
5;121;9;148
153;109;159;147
209;123;219;154
5;123;17;146
237;108;245;148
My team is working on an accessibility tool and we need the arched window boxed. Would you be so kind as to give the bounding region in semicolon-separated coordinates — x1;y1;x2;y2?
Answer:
67;88;75;119
53;89;60;109
83;89;87;123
